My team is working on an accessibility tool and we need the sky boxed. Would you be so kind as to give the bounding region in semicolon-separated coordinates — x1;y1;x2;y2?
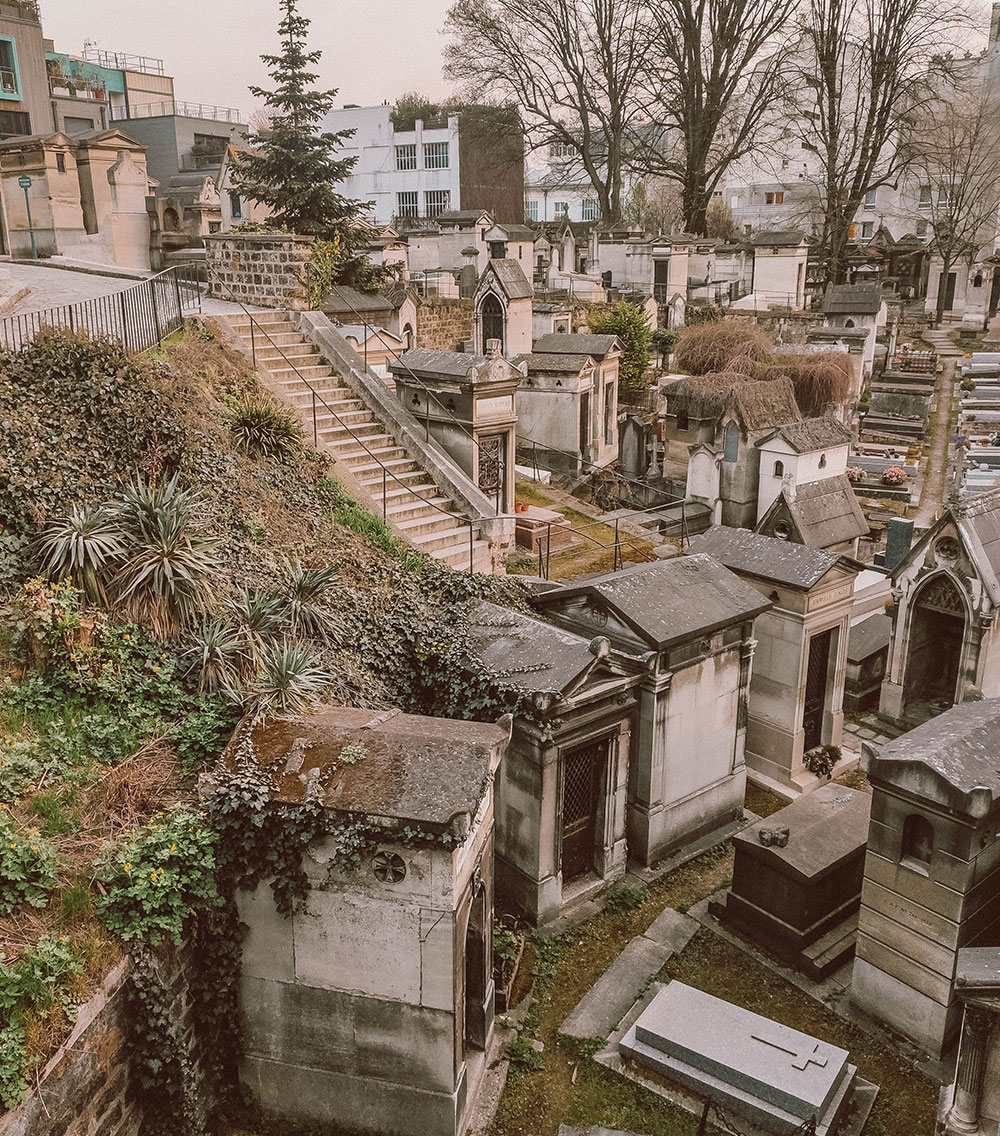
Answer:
41;0;454;119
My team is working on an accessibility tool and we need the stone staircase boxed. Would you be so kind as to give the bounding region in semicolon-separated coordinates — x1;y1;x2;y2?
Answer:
225;311;492;572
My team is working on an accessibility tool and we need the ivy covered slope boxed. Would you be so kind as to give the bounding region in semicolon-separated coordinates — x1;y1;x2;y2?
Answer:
0;323;526;1113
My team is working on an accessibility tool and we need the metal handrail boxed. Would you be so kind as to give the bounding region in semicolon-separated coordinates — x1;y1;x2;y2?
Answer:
204;273;487;573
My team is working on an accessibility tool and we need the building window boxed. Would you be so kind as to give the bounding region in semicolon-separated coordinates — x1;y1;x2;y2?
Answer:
916;219;928;237
423;141;449;169
581;198;600;221
937;185;951;206
861;221;874;241
676;411;689;432
229;192;242;219
425;189;450;217
550;141;575;159
0;38;19;99
918;184;932;206
765;191;784;205
480;292;505;353
395;144;416;171
901;814;934;871
56;152;65;173
554;201;569;218
862;188;877;207
723;422;740;462
524;199;539;221
489;240;507;259
974;273;984;289
0;108;28;136
773;460;784;477
208;221;221;233
396;191;418;218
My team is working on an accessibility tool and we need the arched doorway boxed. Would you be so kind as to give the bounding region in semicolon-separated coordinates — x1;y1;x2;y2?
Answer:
902;574;966;718
480;293;505;354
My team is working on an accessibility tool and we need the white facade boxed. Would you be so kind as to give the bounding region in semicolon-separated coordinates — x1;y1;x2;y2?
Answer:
322;104;461;225
524;143;605;223
757;436;850;518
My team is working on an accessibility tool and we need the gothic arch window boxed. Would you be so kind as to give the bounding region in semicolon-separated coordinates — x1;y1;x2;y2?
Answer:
774;460;784;477
973;273;983;289
901;813;934;871
402;322;413;349
480;292;505;355
723;422;740;462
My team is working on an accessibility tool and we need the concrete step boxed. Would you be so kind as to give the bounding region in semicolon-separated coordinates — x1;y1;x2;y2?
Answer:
372;480;439;502
285;392;363;415
408;522;482;552
799;913;859;981
255;351;325;370
228;312;294;330
334;444;408;468
311;407;376;429
354;460;424;485
430;538;491;572
264;363;335;382
249;342;317;361
233;329;304;348
386;496;455;524
274;377;352;399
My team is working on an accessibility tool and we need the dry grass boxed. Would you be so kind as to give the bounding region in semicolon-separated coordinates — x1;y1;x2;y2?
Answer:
756;351;854;417
668;372;800;432
674;320;774;375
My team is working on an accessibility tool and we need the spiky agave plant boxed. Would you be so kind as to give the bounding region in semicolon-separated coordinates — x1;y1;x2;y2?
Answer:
246;640;334;717
37;503;127;604
228;393;300;460
224;588;285;668
278;557;342;643
112;474;221;639
183;618;244;693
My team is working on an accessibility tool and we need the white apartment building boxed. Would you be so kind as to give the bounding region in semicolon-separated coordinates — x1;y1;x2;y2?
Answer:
322;104;461;225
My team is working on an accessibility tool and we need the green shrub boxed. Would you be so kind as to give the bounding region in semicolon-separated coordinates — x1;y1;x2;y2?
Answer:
244;641;334;717
97;808;221;945
183;619;243;693
171;697;241;773
0;1022;27;1109
503;1033;543;1071
228;393;301;459
588;300;654;395
37;503;127;605
278;558;340;642
604;881;648;914
0;814;59;915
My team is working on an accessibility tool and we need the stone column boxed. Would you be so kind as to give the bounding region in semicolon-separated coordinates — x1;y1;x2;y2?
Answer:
948;1005;995;1133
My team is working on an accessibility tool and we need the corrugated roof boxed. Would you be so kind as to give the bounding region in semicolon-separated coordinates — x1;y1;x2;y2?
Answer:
533;554;770;649
687;526;839;589
763;417;853;453
223;708;508;826
532;332;620;357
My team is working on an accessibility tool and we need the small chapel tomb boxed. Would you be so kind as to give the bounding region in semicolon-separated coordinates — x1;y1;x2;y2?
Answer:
620;982;872;1135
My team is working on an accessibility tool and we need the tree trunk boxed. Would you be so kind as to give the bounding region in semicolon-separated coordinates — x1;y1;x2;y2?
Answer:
935;253;954;327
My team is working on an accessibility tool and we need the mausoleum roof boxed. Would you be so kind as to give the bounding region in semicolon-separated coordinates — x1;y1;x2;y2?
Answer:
532;332;621;358
224;708;509;830
847;613;892;663
517;352;593;374
822;284;884;315
688;527;840;589
868;699;1000;815
760;417;853;454
480;258;534;300
760;475;870;550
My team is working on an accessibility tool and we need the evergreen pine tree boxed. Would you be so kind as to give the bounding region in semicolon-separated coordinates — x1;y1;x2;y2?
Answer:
233;0;362;238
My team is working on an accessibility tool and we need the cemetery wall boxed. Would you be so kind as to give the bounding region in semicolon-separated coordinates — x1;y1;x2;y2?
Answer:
205;233;313;311
416;297;474;351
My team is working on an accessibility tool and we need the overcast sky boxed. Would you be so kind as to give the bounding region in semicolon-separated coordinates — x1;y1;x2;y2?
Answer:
42;0;454;118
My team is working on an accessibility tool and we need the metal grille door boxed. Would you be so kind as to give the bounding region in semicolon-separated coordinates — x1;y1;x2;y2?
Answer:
561;740;605;880
802;629;832;752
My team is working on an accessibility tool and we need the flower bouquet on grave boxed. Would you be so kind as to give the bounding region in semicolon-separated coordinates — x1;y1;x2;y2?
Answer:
880;465;907;486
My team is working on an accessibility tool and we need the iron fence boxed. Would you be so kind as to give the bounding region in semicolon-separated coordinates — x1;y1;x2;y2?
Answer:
0;265;203;353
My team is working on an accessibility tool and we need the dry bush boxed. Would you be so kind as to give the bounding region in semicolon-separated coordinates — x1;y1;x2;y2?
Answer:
756;352;854;417
674;319;774;375
99;741;179;834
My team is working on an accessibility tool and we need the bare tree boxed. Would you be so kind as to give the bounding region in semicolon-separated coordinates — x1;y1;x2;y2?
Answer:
795;0;973;285
907;82;1000;325
643;0;796;235
623;176;685;232
444;0;652;223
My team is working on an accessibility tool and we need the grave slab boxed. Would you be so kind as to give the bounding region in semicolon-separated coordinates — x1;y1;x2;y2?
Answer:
620;982;862;1136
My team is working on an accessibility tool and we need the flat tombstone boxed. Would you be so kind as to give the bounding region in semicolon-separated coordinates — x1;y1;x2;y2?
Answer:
621;982;853;1133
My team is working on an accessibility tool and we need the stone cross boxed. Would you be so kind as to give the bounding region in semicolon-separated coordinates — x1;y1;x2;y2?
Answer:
751;1032;829;1071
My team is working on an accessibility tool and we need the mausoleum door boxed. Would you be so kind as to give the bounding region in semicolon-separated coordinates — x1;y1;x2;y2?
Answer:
903;575;965;716
561;740;603;880
477;433;507;512
464;884;489;1052
803;628;833;751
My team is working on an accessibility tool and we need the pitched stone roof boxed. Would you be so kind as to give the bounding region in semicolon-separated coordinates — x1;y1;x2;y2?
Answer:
533;554;770;650
493;224;537;241
465;601;615;696
868;699;1000;814
668;374;800;433
481;258;534;299
822;284;884;315
224;708;509;828
517;352;593;374
761;417;853;453
389;347;493;379
324;286;393;315
848;614;892;663
532;332;621;357
754;230;808;247
687;527;840;589
944;486;1000;605
758;475;869;549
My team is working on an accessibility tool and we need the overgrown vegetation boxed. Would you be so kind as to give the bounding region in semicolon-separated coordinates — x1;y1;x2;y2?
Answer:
587;300;654;394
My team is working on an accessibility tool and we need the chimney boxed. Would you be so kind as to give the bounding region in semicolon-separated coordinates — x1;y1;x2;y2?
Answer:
884;517;915;573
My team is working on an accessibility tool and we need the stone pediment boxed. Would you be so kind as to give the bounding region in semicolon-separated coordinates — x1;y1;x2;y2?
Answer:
895;515;986;611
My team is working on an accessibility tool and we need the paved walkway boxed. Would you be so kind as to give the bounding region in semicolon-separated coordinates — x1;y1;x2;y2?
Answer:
912;345;959;528
0;261;260;319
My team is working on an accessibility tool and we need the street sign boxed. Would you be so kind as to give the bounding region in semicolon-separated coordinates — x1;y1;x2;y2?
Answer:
17;175;30;189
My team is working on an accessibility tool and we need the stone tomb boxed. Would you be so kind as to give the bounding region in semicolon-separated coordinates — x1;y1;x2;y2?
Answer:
620;983;868;1135
711;784;872;979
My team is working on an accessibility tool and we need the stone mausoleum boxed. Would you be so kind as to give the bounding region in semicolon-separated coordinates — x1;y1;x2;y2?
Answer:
229;707;510;1136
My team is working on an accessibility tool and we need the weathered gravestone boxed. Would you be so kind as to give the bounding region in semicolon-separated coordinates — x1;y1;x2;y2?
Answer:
620;982;875;1135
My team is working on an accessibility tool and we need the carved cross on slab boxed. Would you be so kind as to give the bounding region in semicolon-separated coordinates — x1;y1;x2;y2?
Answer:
751;1032;829;1071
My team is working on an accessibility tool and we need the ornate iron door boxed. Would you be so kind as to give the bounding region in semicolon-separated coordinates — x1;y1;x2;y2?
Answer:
561;740;604;880
477;433;506;512
802;629;832;751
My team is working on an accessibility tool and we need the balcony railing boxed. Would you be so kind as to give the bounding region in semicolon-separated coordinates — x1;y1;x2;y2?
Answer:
81;47;165;76
113;100;242;124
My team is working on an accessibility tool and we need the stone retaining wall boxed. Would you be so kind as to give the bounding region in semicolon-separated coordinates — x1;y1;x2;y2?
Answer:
416;296;474;351
0;948;207;1136
204;233;313;310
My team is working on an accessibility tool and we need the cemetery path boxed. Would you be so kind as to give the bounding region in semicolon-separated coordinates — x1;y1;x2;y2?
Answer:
912;356;957;528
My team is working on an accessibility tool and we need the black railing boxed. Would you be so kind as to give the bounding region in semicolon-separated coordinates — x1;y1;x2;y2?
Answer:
0;266;202;353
